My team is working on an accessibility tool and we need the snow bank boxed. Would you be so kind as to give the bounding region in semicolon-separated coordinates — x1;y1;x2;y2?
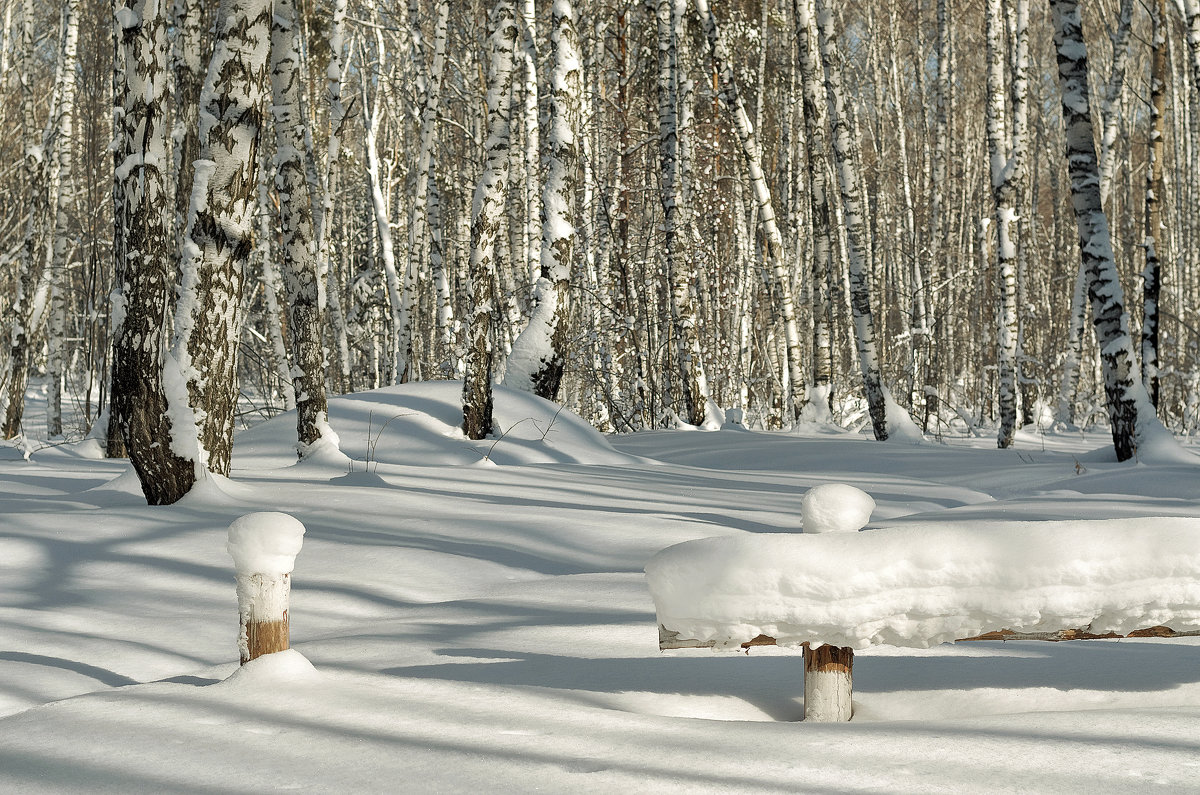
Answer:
234;381;645;471
227;512;305;575
646;517;1200;649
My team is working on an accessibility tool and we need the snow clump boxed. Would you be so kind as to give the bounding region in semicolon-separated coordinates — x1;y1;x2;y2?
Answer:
801;483;875;533
227;512;306;575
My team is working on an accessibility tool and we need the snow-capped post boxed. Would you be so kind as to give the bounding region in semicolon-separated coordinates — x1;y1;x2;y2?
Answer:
227;512;306;665
797;483;870;721
802;643;853;722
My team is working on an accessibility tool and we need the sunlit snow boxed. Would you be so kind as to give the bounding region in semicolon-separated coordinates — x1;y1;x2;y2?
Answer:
3;380;1200;792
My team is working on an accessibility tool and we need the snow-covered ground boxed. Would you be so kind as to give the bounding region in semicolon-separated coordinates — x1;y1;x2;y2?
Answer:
3;382;1200;792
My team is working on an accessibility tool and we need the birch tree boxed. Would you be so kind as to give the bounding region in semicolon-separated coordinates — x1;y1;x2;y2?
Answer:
655;0;709;427
1049;0;1148;461
1;0;45;438
463;0;518;440
46;0;81;437
1142;0;1167;409
506;0;581;401
697;0;807;422
815;0;888;441
110;0;194;504
986;0;1030;449
171;0;273;479
270;0;329;453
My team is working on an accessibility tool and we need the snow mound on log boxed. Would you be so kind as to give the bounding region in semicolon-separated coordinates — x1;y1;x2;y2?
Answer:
801;483;875;533
646;517;1200;649
234;381;645;470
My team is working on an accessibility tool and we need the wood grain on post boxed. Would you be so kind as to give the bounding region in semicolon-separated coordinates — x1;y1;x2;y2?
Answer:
803;643;854;722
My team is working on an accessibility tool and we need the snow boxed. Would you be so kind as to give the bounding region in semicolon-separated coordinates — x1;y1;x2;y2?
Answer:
800;483;875;533
4;379;1200;791
646;517;1200;649
226;511;305;575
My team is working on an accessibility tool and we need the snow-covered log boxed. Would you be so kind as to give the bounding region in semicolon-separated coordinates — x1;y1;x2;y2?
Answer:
646;517;1200;651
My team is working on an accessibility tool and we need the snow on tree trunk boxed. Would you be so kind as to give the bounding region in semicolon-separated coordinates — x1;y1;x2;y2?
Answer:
46;0;81;438
814;0;888;441
463;0;519;441
926;0;950;430
519;0;540;292
698;0;806;422
172;0;273;478
655;0;709;427
1142;0;1167;410
111;0;196;504
270;0;330;454
506;0;580;401
986;0;1029;450
1049;0;1147;462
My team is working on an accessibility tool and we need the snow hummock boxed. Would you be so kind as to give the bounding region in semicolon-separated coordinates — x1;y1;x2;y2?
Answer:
219;649;321;690
801;483;875;533
227;512;306;575
646;517;1200;649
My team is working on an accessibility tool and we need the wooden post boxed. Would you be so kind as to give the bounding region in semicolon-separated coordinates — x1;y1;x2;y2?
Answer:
227;512;306;665
803;643;854;721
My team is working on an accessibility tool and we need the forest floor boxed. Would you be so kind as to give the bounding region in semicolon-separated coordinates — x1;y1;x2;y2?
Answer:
2;381;1200;792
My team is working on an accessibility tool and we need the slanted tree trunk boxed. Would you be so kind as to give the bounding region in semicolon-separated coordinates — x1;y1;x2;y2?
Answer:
1142;0;1167;410
171;0;273;478
697;0;806;422
814;0;888;440
361;30;404;385
1049;0;1146;462
506;0;581;401
463;0;519;440
111;0;194;504
270;0;329;453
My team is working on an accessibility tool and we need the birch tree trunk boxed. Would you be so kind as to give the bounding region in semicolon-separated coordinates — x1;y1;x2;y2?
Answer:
172;0;273;478
270;0;329;453
171;0;206;245
361;31;404;384
793;0;834;414
1;0;45;439
463;0;519;440
697;0;806;422
986;0;1029;449
111;0;195;504
655;0;709;427
506;0;580;401
1142;0;1167;410
1050;0;1147;462
46;0;81;437
814;0;888;440
318;0;351;393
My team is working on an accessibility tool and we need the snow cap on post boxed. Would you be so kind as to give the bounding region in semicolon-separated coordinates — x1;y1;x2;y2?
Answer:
801;484;874;534
227;512;306;575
